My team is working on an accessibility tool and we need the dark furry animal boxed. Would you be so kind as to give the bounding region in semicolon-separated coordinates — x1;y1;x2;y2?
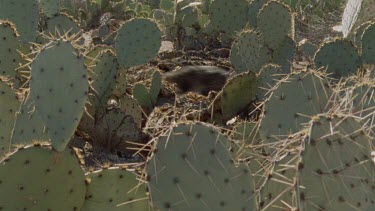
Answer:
164;66;229;95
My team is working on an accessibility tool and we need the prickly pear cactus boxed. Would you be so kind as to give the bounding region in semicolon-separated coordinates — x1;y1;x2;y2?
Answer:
361;22;375;64
248;0;269;28
115;18;161;68
0;144;86;210
119;95;143;128
272;36;295;72
44;13;82;37
298;39;318;59
82;167;150;211
146;122;257;210
208;0;249;37
133;70;162;111
260;71;333;145
0;21;23;79
0;78;21;156
259;152;299;210
256;64;288;100
314;39;361;78
298;115;375;210
10;91;49;148
221;71;257;119
39;0;60;17
230;30;270;73
257;0;294;49
30;40;88;152
0;0;39;43
87;49;119;110
93;107;143;149
112;69;127;97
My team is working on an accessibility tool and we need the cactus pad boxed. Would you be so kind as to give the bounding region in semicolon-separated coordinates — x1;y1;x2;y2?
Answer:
256;64;288;99
0;144;86;210
119;95;143;128
230;30;270;73
272;36;295;72
361;22;375;64
40;0;60;17
209;0;249;36
257;1;294;49
298;115;375;210
30;40;88;151
221;71;257;119
0;79;21;156
314;39;361;78
147;122;257;210
260;71;333;144
88;49;119;109
0;21;23;79
82;168;149;211
0;0;39;42
11;91;49;148
115;18;161;68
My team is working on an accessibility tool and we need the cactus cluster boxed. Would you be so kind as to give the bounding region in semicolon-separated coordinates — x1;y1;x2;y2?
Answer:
0;0;374;210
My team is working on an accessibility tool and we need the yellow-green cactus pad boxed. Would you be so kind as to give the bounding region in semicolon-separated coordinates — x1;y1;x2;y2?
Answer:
221;71;257;119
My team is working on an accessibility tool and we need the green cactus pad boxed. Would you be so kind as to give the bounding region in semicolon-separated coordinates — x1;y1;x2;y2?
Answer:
257;0;294;49
88;50;119;108
0;21;23;79
298;39;318;59
353;20;372;48
92;108;142;149
259;152;299;210
231;121;262;159
10;91;49;148
119;95;143;128
344;81;375;134
133;70;162;110
0;0;39;43
82;168;150;211
248;0;269;28
209;0;249;36
40;0;60;17
45;13;81;37
146;122;257;210
36;13;82;45
133;83;153;110
112;69;127;97
230;30;270;73
272;36;295;72
150;70;162;105
221;71;257;119
0;79;21;156
260;71;333;144
30;40;88;152
361;22;375;64
175;2;199;28
256;64;288;99
298;115;375;210
314;39;361;79
0;144;86;210
115;18;161;68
